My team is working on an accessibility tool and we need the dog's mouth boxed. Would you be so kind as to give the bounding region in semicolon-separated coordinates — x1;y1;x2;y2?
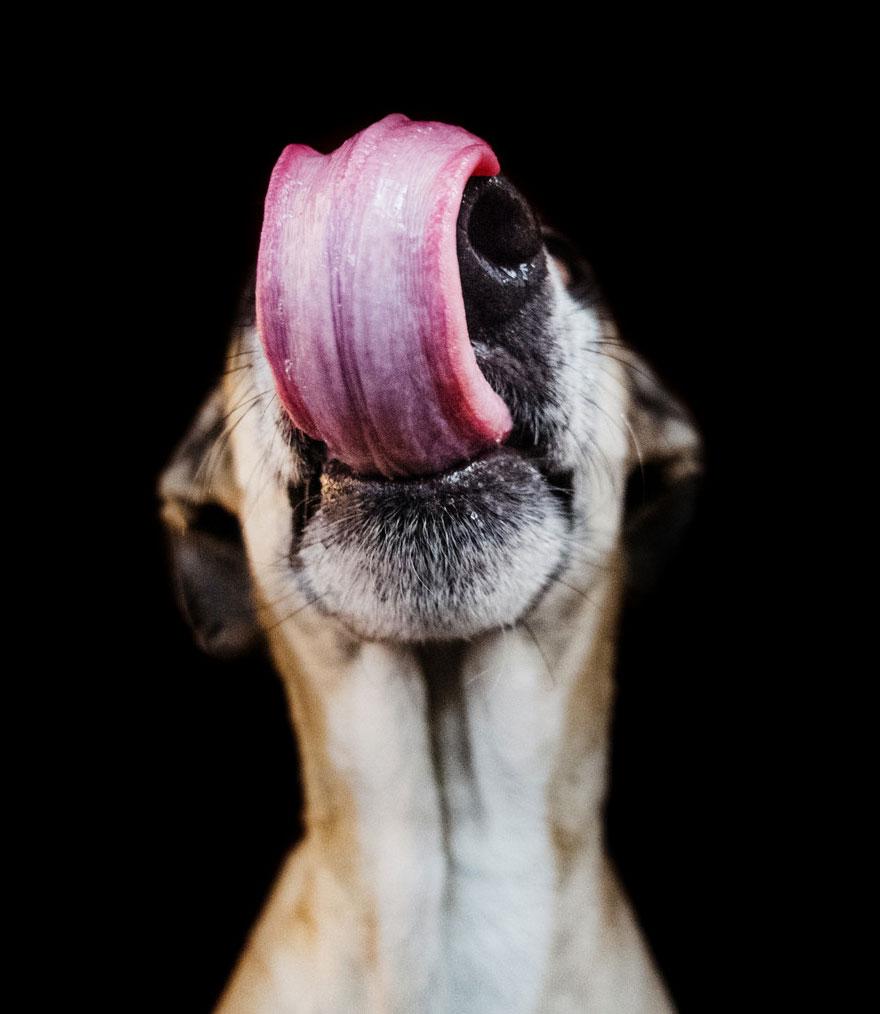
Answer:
258;113;576;641
285;436;575;643
290;435;573;542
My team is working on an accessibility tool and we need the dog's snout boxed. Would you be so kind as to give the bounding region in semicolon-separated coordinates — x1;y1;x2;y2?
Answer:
455;174;557;460
457;175;548;327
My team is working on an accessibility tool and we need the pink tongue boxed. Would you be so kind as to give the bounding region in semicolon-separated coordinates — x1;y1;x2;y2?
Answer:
255;112;513;478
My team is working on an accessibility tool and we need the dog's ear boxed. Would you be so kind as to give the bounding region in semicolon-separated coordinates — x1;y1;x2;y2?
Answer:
157;384;261;659
621;353;704;596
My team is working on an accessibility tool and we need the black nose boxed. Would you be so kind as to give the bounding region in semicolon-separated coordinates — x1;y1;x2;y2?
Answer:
456;175;548;328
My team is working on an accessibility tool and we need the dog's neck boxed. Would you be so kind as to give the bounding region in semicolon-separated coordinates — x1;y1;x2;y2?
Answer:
260;558;625;1012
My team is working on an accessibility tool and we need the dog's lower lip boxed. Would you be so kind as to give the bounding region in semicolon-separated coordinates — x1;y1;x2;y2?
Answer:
320;447;573;510
290;441;573;550
322;445;518;488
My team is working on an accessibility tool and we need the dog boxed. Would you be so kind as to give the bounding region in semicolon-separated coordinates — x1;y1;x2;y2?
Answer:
159;114;702;1013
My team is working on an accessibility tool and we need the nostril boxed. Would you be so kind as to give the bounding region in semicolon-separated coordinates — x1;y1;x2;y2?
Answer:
457;175;549;329
466;179;542;267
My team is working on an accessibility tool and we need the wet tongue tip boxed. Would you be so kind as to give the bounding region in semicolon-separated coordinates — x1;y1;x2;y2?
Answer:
256;113;513;478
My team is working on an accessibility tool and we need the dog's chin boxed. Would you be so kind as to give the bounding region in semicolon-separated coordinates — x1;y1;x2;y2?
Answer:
291;447;572;644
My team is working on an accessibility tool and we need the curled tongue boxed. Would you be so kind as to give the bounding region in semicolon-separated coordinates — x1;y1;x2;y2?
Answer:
256;112;513;478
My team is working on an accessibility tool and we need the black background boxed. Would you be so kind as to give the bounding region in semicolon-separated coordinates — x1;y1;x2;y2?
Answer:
78;77;785;1012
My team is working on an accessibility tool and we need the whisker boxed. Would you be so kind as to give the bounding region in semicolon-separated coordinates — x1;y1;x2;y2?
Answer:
195;389;273;494
590;344;657;387
263;593;328;633
241;393;283;524
548;575;597;607
521;618;556;688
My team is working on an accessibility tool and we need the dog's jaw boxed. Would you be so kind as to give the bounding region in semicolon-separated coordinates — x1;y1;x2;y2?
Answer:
292;448;570;643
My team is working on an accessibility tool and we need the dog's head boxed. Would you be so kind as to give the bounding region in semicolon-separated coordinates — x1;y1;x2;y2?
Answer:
158;116;702;656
